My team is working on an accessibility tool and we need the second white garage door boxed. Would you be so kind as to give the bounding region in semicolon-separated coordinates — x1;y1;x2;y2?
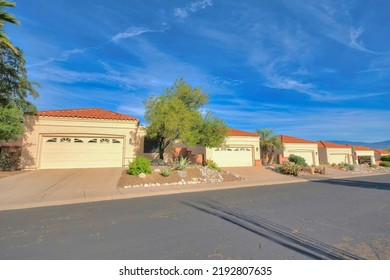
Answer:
40;136;124;169
211;147;253;167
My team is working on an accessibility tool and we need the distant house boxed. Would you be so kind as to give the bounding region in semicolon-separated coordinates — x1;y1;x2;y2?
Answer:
317;141;353;164
5;108;260;170
277;135;319;166
346;145;375;165
145;128;261;167
374;149;390;161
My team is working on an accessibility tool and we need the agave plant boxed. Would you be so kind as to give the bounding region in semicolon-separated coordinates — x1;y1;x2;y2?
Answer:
175;157;189;170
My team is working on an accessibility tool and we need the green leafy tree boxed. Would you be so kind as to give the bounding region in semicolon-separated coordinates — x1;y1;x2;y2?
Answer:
256;128;282;165
0;106;23;141
0;0;19;54
144;77;228;160
0;3;39;142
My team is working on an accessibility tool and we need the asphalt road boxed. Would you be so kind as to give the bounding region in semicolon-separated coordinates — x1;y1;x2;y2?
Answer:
0;175;389;260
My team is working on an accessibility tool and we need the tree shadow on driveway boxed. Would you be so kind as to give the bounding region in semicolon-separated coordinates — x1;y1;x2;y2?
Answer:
182;199;363;260
312;177;390;191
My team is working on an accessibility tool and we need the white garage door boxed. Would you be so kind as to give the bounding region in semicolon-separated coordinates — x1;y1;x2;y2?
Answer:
40;137;123;169
288;151;314;166
212;147;253;167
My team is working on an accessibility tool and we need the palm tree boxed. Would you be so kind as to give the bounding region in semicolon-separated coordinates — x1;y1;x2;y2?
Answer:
0;0;19;54
256;128;283;165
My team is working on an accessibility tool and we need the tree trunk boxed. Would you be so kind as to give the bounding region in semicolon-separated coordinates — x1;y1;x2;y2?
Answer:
158;138;165;160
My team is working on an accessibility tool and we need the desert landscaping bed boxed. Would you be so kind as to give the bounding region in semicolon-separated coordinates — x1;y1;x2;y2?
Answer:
117;165;243;188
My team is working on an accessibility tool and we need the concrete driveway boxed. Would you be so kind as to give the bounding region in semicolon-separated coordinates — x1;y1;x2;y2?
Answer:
0;168;123;210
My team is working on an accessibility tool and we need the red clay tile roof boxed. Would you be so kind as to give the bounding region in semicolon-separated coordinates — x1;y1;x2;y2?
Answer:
37;108;138;121
317;141;351;149
374;149;390;155
228;128;259;137
346;144;373;151
278;135;317;144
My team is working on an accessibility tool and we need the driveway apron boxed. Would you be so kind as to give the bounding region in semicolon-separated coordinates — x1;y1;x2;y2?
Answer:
0;168;123;210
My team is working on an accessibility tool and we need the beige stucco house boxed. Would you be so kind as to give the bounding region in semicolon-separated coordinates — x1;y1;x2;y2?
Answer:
346;145;375;165
139;127;260;167
15;108;260;170
374;149;390;162
317;141;353;164
20;108;141;169
277;135;319;166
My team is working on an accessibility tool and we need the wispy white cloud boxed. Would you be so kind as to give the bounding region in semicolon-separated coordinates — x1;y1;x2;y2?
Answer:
29;48;86;67
110;26;167;43
174;0;213;19
262;68;389;102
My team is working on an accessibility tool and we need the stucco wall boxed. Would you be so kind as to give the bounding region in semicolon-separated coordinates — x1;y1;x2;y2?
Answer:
21;115;139;169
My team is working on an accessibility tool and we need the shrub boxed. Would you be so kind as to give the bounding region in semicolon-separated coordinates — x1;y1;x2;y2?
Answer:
379;161;390;168
380;155;390;162
206;159;221;172
161;168;170;177
175;157;189;170
0;152;20;171
288;154;308;167
331;163;337;168
279;162;303;176
346;164;355;171
127;156;152;175
369;164;377;168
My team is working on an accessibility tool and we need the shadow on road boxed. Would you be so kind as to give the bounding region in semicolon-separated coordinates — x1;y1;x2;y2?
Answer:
183;199;364;260
313;178;390;191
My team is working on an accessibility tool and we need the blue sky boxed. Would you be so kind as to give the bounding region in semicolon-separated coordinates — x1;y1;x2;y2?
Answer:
6;0;390;142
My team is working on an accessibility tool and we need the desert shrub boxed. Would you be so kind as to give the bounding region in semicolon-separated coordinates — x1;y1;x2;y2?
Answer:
288;154;308;167
345;164;355;171
315;166;326;175
380;155;390;162
379;161;390;167
127;156;152;175
161;168;170;177
331;163;337;168
279;162;303;176
369;164;377;168
206;159;221;172
175;157;189;170
0;152;20;171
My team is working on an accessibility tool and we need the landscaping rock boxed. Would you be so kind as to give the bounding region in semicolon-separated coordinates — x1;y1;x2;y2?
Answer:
153;169;161;173
138;173;146;179
177;171;188;178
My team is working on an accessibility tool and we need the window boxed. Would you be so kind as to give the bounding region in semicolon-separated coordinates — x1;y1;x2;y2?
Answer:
88;139;97;143
60;137;71;143
46;138;57;143
112;139;121;144
143;138;160;153
74;138;83;143
100;138;109;144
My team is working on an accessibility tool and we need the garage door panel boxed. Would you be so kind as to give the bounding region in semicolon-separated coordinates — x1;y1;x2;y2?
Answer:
40;137;123;169
212;147;253;167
